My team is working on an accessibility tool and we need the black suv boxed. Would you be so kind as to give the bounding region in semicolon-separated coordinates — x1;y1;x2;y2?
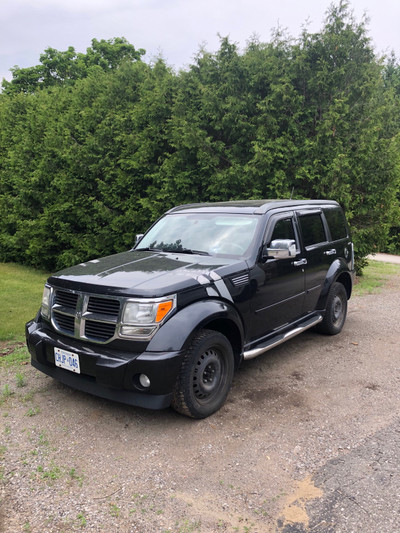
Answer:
26;200;354;418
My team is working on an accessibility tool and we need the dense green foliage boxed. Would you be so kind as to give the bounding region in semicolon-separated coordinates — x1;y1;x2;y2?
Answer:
1;37;145;95
0;2;399;271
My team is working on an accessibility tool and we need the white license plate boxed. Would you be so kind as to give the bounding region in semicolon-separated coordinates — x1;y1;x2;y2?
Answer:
54;347;81;374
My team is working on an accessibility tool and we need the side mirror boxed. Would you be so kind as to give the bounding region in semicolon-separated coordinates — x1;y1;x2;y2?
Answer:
264;239;297;260
135;234;144;245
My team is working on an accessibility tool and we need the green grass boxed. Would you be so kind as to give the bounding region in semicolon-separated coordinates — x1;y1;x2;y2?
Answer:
1;384;14;401
0;263;48;341
77;513;87;527
0;344;30;367
37;463;61;481
16;371;27;388
354;260;400;295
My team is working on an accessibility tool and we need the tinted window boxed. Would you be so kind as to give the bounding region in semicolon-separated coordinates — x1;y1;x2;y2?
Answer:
323;207;348;241
269;218;296;243
299;213;327;247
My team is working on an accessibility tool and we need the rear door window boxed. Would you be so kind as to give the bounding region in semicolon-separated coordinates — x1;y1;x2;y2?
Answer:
298;213;327;247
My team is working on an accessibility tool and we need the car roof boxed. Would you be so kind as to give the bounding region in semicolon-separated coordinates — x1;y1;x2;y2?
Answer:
167;199;339;215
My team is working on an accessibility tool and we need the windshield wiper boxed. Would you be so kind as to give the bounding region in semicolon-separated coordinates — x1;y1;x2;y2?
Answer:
135;247;210;256
163;248;210;256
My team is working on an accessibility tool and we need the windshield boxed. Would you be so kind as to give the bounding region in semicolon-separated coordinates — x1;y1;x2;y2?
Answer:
136;213;260;257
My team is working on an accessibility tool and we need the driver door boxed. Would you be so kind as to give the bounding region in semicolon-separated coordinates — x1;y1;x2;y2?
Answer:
249;214;306;340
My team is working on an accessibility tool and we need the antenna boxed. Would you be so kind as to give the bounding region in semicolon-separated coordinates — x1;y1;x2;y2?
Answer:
290;187;295;200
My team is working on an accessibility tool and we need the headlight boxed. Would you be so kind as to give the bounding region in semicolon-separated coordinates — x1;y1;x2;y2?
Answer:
120;295;176;338
41;285;52;319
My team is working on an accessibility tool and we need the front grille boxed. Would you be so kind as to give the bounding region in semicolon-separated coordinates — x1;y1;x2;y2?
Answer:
53;311;75;334
85;320;116;341
87;296;120;317
54;290;78;309
50;288;122;344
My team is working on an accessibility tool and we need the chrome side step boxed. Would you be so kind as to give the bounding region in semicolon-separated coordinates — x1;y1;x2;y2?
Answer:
243;314;323;360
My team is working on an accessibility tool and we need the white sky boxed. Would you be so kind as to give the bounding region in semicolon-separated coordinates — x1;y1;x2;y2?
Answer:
1;0;399;83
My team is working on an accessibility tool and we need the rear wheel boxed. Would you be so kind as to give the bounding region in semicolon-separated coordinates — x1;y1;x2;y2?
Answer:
171;329;234;419
317;282;348;335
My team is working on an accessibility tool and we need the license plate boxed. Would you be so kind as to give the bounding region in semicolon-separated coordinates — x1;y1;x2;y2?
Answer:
54;347;81;374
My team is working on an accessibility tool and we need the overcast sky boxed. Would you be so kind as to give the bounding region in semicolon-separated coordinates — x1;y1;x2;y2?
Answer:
1;0;399;83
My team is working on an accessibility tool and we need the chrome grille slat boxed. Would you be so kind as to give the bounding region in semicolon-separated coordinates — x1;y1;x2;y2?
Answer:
53;304;76;315
82;312;118;323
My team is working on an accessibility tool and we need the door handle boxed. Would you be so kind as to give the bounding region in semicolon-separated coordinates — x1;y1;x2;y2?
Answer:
324;249;337;256
293;259;307;267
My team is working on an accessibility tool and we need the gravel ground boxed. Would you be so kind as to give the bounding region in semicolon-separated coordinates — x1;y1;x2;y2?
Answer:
1;270;400;533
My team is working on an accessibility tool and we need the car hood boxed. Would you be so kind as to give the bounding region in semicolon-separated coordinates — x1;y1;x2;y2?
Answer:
48;250;246;297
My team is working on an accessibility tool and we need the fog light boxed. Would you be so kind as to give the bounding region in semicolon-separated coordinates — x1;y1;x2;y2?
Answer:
139;374;151;388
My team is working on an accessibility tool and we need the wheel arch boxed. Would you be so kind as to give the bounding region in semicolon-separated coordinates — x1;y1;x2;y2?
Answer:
316;259;353;310
336;270;352;299
146;299;244;367
200;318;243;369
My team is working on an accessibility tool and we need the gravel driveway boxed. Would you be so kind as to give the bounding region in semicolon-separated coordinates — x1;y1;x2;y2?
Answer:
1;270;400;533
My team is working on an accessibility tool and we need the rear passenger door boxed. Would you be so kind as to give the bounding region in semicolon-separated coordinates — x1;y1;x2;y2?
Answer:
296;210;336;312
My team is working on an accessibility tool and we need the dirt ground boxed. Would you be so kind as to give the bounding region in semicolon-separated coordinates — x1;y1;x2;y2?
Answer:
1;270;400;533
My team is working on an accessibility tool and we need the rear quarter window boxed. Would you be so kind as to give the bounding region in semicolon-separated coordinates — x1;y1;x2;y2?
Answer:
323;207;348;241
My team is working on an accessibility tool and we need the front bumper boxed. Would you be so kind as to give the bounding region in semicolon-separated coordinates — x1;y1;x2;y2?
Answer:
26;318;184;410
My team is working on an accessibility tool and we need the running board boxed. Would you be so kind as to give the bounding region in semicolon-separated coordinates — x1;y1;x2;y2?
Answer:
243;314;323;360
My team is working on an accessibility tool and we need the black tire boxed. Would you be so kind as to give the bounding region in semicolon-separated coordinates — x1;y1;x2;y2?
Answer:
171;329;234;419
317;282;348;335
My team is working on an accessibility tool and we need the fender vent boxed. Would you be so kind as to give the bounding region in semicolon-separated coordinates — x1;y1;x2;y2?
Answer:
230;273;249;287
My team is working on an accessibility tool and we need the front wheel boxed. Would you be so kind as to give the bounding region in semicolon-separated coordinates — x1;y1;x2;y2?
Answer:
317;282;348;335
171;329;234;419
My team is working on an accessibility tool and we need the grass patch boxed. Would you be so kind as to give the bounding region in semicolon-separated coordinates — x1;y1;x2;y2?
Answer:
16;371;27;388
175;519;202;533
0;263;48;341
0;344;30;367
354;260;400;295
77;513;87;527
2;384;14;399
109;503;121;518
37;463;62;481
26;406;40;417
68;467;84;487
